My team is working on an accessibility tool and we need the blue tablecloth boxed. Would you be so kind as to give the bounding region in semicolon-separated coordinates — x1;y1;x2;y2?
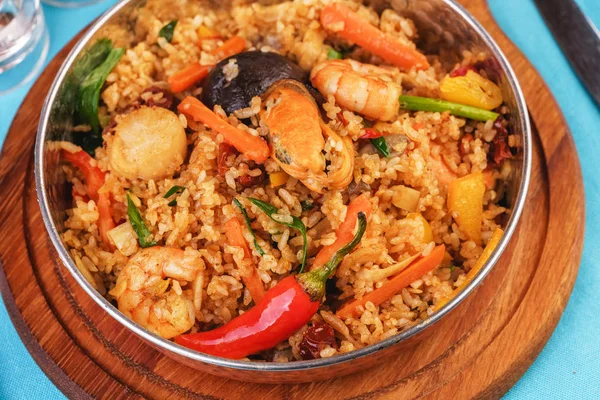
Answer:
0;1;598;398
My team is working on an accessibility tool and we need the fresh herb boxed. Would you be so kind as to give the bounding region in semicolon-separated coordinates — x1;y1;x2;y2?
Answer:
370;137;390;158
327;48;343;60
449;265;456;272
164;185;185;206
127;194;157;248
159;20;178;43
248;198;308;272
233;199;265;256
78;47;124;136
399;95;499;122
300;200;315;211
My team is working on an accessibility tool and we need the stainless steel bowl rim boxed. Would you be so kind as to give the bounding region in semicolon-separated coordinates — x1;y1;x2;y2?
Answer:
35;0;532;372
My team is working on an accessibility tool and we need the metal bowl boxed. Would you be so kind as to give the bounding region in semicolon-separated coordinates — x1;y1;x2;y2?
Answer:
35;0;531;383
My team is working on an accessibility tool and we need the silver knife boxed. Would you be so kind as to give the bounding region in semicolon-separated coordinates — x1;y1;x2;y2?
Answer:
533;0;600;107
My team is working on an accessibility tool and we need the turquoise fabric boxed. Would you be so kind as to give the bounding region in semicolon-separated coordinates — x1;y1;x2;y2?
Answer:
0;0;598;398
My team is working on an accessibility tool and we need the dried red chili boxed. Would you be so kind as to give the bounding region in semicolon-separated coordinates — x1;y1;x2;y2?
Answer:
489;117;513;165
298;322;338;360
175;213;367;359
450;65;478;77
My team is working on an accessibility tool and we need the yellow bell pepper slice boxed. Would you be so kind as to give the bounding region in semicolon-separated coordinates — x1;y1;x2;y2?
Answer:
447;171;485;244
407;213;433;243
269;171;290;188
440;71;503;111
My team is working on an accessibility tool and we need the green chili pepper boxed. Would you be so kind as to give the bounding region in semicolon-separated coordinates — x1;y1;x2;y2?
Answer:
399;95;499;121
159;20;178;43
248;198;308;272
127;194;157;248
233;199;266;256
164;185;185;206
78;47;124;136
370;137;390;158
327;48;343;60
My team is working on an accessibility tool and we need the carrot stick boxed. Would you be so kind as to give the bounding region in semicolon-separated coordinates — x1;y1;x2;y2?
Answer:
433;228;503;311
224;217;266;303
168;63;213;93
213;35;247;60
178;96;270;163
337;245;445;318
320;3;429;71
97;192;115;248
62;150;105;201
311;194;372;270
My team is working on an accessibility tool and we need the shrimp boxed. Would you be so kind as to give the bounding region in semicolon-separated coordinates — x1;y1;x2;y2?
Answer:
109;247;204;339
260;80;354;193
310;59;402;121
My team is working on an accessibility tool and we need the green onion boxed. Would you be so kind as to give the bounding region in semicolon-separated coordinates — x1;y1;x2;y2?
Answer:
399;95;499;122
78;47;124;136
127;194;157;248
370;137;390;158
164;185;185;206
248;198;308;272
233;199;265;256
159;20;178;43
300;200;315;211
327;48;343;60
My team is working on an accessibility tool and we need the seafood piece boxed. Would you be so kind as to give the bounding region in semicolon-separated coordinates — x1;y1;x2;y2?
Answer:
260;80;354;193
107;106;187;180
310;59;402;121
109;247;204;339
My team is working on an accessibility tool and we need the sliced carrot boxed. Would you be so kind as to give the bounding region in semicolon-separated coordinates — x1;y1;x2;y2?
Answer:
213;36;246;61
224;217;266;303
337;245;445;318
311;193;372;270
97;192;116;248
168;63;213;93
178;96;270;163
433;228;503;311
320;3;429;71
62;150;105;201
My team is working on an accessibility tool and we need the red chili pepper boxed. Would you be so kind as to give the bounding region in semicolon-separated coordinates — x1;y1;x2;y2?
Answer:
359;128;384;139
337;112;349;127
62;150;105;201
449;65;478;77
175;212;368;359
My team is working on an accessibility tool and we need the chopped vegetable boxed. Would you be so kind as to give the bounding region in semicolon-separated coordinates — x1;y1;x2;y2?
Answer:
233;198;265;256
312;193;372;269
248;198;308;272
197;25;218;40
327;48;343;60
406;213;433;243
447;172;485;244
178;96;270;163
440;70;503;110
360;128;384;139
175;213;366;359
78;47;124;135
164;185;185;206
337;245;445;318
301;200;315;211
158;20;178;43
97;192;115;248
107;222;138;256
213;35;246;60
370;137;390;158
62;150;105;201
391;185;420;212
359;253;420;282
298;321;337;360
224;217;266;303
320;3;429;71
433;229;503;311
126;194;157;248
168;63;213;93
399;95;499;122
269;171;290;188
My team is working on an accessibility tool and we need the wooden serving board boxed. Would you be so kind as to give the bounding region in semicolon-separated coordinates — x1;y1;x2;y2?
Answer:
0;0;585;398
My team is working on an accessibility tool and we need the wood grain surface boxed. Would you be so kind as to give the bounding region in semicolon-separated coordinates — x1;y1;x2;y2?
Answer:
0;0;585;398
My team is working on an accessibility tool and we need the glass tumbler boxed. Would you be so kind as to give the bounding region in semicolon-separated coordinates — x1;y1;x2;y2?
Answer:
0;0;49;94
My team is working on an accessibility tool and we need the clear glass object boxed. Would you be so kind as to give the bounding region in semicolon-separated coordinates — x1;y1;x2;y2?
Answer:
0;0;49;94
41;0;105;8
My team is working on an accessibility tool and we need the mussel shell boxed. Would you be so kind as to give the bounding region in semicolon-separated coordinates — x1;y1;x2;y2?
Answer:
202;51;307;115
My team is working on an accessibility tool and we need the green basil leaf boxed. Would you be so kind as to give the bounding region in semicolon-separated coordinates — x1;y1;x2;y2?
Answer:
164;185;185;206
233;199;265;256
248;197;308;272
370;137;390;158
127;194;157;248
159;20;178;43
